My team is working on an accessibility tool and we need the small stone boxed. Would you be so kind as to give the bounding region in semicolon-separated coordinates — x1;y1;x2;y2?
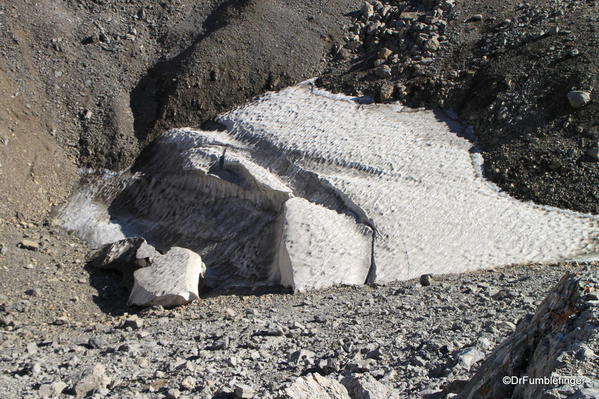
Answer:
225;308;237;319
567;91;591;109
0;243;7;255
420;274;433;286
424;37;440;52
289;349;316;363
26;342;38;355
74;364;111;398
87;336;107;350
374;65;392;79
342;373;400;399
18;239;39;251
361;2;374;20
234;383;255;398
180;376;197;390
25;289;39;296
165;388;181;399
465;14;483;23
378;48;393;59
122;315;144;330
38;381;67;399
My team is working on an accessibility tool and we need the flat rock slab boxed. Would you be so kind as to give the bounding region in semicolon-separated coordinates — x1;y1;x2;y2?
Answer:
282;373;351;399
62;83;599;291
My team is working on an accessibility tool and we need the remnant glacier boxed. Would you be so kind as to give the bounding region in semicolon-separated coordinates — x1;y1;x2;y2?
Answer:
60;83;599;292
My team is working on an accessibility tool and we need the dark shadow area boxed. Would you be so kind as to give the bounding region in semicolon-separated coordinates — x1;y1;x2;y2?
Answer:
85;261;131;317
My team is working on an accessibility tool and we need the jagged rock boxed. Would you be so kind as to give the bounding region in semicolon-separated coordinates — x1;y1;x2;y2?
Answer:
128;247;205;307
91;237;160;288
341;373;401;399
74;364;111;399
567;91;591;109
18;239;39;251
456;347;484;370
458;272;599;399
374;65;392;78
281;373;351;399
277;197;372;292
361;2;374;20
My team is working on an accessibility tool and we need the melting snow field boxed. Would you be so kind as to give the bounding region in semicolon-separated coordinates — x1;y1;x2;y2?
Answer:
61;83;599;291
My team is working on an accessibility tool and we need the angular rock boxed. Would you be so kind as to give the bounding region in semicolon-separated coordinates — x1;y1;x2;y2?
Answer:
567;91;591;109
277;197;372;292
129;247;206;307
234;383;255;398
374;65;392;78
38;381;67;399
456;347;484;370
18;239;39;251
341;373;401;399
361;2;374;20
459;272;599;399
74;364;111;399
281;373;351;399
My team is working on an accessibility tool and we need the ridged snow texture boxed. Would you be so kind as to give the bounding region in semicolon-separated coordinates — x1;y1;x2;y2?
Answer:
61;84;599;290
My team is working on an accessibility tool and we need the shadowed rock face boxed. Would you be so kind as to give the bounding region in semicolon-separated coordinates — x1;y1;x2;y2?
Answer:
458;272;599;399
61;84;599;291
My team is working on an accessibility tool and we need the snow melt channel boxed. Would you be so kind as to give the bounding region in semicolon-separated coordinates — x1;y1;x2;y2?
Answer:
61;83;599;291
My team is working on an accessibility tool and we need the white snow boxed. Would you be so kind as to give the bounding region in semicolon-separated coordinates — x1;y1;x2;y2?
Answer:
61;83;599;290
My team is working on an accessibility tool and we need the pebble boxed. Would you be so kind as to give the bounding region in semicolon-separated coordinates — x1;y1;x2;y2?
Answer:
19;239;39;251
567;91;591;109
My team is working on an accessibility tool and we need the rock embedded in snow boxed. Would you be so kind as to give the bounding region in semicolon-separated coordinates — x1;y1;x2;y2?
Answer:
277;197;372;292
129;247;205;307
282;373;351;399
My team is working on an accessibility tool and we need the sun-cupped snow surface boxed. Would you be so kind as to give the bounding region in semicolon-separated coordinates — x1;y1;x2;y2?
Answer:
61;83;598;291
218;84;598;282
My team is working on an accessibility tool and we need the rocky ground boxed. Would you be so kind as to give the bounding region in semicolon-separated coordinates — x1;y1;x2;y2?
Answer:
0;263;597;399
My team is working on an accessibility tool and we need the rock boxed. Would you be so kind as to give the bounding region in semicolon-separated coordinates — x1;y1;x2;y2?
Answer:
26;342;38;355
457;347;484;370
361;2;374;20
180;376;197;390
166;388;181;399
459;272;599;399
0;243;7;255
341;373;400;399
128;247;206;307
420;274;433;286
122;315;144;329
424;37;440;52
289;349;316;363
277;198;372;292
374;65;392;78
465;14;483;23
282;373;351;399
567;91;591;109
234;383;255;398
38;381;67;399
378;48;393;59
74;364;111;398
18;239;39;251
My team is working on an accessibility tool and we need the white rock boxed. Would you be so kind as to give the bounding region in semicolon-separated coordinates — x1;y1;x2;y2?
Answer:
282;373;351;399
458;347;485;370
128;247;205;307
341;373;400;399
39;381;67;399
277;197;372;292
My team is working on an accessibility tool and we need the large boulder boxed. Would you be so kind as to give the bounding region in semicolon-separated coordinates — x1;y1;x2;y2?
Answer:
128;246;205;307
458;272;599;399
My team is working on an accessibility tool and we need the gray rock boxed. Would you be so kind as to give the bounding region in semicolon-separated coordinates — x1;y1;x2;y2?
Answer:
74;364;111;399
374;65;392;78
567;91;591;109
282;373;351;399
128;247;206;307
38;381;67;399
180;376;197;390
342;373;401;399
457;347;484;370
361;2;374;20
289;349;316;363
122;315;144;329
234;383;255;398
